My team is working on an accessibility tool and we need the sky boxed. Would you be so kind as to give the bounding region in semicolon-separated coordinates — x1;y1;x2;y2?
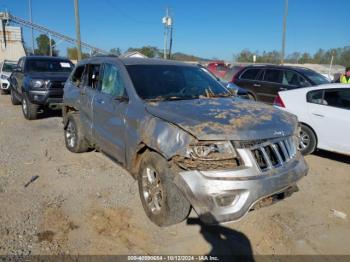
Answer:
1;0;349;60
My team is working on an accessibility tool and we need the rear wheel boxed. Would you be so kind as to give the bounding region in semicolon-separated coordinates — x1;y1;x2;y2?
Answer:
64;113;89;153
247;92;256;101
138;151;191;227
10;89;21;105
298;124;317;155
22;93;39;120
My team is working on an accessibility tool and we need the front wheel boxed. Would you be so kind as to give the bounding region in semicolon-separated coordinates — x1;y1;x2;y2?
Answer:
22;93;39;120
138;151;191;227
298;124;317;155
10;89;21;105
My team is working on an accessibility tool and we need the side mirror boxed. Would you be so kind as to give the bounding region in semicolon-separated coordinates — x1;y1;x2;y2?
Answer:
14;66;22;72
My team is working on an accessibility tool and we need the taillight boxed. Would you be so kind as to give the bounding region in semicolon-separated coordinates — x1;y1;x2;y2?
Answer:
274;94;285;108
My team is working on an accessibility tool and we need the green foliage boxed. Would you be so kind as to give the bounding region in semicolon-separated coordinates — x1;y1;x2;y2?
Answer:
66;47;90;60
35;34;58;56
127;46;160;58
234;46;350;66
109;48;121;56
172;52;203;61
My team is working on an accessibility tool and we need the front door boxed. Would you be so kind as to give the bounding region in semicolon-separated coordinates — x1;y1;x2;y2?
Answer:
307;88;350;154
93;63;128;164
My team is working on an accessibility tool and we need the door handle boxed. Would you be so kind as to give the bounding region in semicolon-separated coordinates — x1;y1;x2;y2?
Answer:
312;113;324;117
279;87;287;91
253;84;261;87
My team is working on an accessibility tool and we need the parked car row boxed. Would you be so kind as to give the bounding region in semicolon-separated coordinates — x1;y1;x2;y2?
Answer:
1;55;308;226
274;84;350;156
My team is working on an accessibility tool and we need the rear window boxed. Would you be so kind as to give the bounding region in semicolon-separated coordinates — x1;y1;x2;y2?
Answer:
25;59;74;73
301;69;330;85
240;68;260;80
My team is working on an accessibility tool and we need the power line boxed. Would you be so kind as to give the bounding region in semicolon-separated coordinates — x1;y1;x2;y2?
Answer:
104;0;159;26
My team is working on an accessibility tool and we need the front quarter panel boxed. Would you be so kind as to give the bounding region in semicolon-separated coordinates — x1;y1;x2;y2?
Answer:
124;104;195;175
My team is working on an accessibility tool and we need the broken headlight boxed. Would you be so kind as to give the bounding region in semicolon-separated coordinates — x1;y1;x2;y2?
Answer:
186;141;237;160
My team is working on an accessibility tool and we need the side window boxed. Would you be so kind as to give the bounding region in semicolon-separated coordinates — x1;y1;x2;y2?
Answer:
86;64;101;89
264;69;283;84
323;89;350;110
100;64;125;97
307;90;325;105
283;71;301;86
240;69;260;80
71;65;85;87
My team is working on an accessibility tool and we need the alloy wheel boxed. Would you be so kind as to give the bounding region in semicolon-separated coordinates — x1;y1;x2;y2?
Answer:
298;130;310;150
65;121;77;148
142;166;164;215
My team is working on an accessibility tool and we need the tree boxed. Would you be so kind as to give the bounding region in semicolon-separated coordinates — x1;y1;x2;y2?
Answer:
109;48;121;56
127;46;160;58
35;34;58;56
66;47;90;60
299;52;312;64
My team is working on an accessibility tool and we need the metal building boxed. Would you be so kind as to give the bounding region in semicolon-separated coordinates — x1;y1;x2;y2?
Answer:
0;25;26;62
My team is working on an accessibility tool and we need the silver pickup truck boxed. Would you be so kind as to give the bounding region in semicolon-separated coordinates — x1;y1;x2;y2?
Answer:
62;57;308;226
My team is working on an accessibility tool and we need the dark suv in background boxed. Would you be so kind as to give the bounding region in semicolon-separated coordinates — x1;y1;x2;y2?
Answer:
224;65;330;103
9;56;74;120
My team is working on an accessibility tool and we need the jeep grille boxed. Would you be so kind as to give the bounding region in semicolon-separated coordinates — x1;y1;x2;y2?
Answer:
250;137;296;171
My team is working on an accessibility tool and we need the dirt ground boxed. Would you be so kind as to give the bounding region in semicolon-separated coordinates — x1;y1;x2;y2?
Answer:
0;93;349;256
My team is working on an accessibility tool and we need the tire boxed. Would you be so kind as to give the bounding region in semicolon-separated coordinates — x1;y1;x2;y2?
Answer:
247;92;256;101
138;151;191;227
10;89;21;105
64;113;89;153
22;93;39;120
298;124;317;155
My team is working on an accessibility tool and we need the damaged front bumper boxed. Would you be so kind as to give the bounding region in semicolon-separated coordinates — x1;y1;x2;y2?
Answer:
174;148;308;224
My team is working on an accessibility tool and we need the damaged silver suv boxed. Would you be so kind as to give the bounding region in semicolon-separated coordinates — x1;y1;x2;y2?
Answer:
62;57;308;226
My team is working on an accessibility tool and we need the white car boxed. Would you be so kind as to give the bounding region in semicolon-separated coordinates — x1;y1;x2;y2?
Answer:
274;84;350;156
0;60;17;94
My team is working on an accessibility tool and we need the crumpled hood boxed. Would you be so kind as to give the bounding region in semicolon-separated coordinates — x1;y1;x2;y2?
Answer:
146;98;297;141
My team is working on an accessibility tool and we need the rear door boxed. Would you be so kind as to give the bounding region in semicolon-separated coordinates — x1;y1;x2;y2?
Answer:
79;64;101;139
307;88;350;154
258;69;285;104
234;68;262;99
93;63;128;164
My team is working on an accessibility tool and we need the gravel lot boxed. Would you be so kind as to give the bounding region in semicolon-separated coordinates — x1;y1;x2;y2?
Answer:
0;93;350;256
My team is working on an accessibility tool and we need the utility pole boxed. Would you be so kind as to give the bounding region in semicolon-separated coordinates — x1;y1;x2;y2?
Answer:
29;0;35;54
74;0;82;61
281;0;288;65
49;33;52;56
162;8;172;59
